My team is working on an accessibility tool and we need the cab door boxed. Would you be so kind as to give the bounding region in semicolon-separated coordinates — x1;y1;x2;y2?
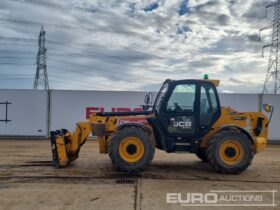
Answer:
158;81;220;139
158;82;200;138
199;82;221;136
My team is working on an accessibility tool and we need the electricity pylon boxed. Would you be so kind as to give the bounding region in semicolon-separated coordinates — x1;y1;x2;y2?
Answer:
33;26;49;90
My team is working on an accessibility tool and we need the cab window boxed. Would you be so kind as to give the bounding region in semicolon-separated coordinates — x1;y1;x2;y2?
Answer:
166;84;196;113
200;83;219;127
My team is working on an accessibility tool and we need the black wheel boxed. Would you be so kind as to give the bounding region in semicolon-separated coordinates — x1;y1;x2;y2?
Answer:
195;148;208;162
206;130;254;174
108;126;155;173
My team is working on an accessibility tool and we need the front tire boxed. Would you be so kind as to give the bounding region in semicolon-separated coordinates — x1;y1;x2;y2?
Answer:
108;126;155;173
206;130;254;174
195;148;208;162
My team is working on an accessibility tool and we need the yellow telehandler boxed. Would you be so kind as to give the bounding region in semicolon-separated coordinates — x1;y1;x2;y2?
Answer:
50;77;273;174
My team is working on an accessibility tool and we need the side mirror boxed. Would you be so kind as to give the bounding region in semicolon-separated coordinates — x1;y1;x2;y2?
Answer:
263;103;274;126
263;103;273;113
144;92;153;105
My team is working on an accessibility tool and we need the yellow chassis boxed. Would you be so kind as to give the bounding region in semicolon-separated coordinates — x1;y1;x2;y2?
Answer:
51;107;268;168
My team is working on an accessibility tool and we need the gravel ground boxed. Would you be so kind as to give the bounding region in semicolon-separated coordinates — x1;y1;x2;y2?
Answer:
0;139;279;210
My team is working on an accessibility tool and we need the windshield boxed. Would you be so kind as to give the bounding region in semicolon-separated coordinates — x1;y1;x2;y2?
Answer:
153;81;169;112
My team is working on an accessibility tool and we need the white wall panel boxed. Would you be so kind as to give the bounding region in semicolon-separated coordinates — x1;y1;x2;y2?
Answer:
50;90;148;132
262;95;280;140
219;93;259;112
0;89;279;141
0;90;48;136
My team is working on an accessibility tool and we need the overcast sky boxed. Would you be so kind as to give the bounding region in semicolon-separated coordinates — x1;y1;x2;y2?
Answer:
0;0;276;92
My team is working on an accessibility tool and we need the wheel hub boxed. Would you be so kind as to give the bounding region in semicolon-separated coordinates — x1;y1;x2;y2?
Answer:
224;147;236;158
119;137;144;163
126;144;137;155
219;140;244;165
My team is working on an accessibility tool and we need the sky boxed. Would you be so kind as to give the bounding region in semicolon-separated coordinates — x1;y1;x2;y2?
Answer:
0;0;276;93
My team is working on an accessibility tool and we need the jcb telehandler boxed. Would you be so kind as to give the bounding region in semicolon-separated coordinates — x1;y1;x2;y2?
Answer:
50;77;273;174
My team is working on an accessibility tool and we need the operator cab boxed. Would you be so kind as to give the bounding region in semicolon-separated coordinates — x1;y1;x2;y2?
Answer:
147;78;221;152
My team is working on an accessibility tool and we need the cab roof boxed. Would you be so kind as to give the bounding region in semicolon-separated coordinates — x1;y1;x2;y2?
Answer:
165;79;220;87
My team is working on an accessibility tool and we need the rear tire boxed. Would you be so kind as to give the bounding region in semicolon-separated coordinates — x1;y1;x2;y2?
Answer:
108;126;155;173
206;130;254;174
195;148;208;162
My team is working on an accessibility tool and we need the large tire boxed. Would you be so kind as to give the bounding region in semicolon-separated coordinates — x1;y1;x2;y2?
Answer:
108;126;155;173
195;148;208;162
206;130;254;174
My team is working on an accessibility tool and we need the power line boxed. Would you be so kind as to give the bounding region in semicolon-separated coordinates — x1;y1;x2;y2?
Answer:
0;34;262;68
0;50;159;67
0;78;33;80
48;57;161;81
0;18;152;52
0;31;155;55
0;63;34;65
0;17;76;30
0;36;36;43
0;17;118;37
0;39;260;56
0;42;37;46
0;36;106;47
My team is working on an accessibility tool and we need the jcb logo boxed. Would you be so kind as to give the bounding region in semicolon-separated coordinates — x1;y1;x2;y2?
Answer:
173;121;192;128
